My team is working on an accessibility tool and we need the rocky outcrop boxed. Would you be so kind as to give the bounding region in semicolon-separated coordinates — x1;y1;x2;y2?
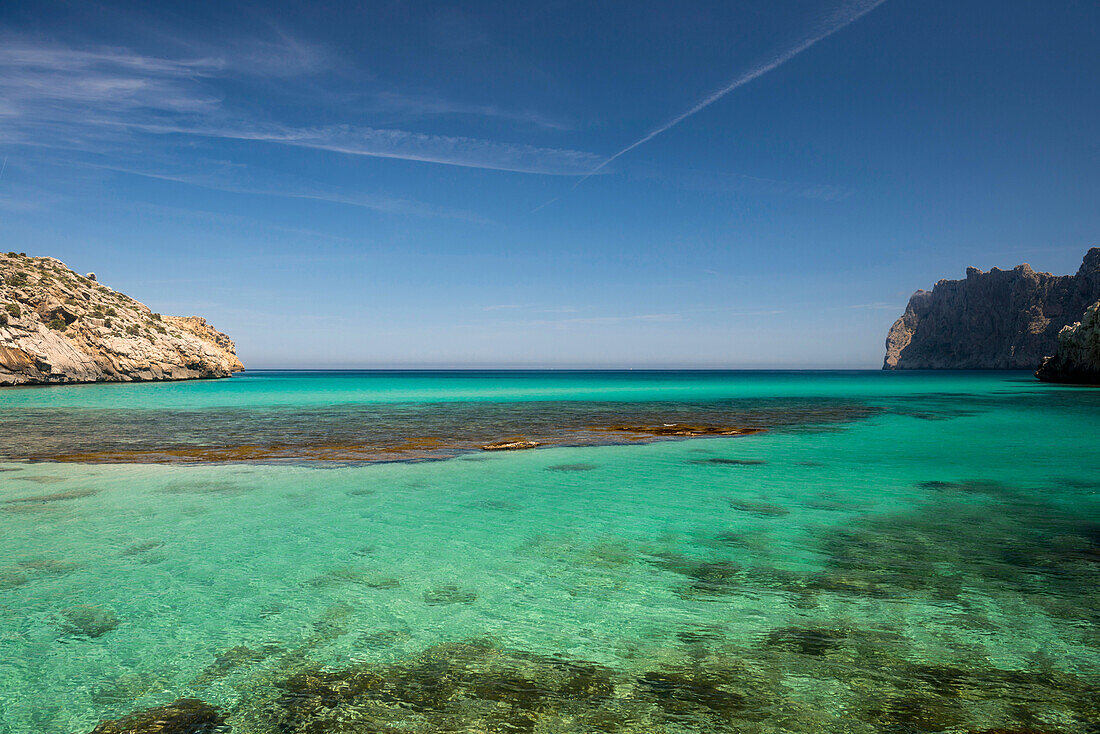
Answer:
1;252;243;386
884;247;1100;369
88;698;228;733
1035;300;1100;384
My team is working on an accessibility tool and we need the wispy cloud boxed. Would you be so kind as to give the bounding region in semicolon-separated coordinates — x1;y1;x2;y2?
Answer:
369;91;572;130
0;38;600;176
80;159;488;222
128;121;602;176
0;43;222;124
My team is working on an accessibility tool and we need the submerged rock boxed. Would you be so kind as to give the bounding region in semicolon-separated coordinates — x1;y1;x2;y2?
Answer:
764;626;848;657
648;553;743;597
245;640;780;734
545;463;598;472
423;584;478;605
223;633;1100;734
689;458;767;466
729;499;790;517
121;541;166;556
87;698;228;733
0;569;29;589
4;488;99;504
636;669;747;716
1035;299;1100;384
194;645;272;684
58;604;120;638
595;424;763;438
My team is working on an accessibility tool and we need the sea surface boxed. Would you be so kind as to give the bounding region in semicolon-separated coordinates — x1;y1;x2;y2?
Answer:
0;370;1097;733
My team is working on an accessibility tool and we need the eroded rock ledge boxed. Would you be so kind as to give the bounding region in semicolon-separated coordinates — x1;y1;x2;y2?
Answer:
1035;299;1100;385
884;247;1100;370
0;252;243;386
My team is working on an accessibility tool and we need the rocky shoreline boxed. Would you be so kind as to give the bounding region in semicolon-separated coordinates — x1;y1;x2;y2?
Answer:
0;252;242;386
1035;299;1100;384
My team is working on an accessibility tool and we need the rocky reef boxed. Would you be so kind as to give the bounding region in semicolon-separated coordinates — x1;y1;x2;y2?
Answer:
0;252;243;386
1035;299;1100;384
88;698;228;733
884;247;1100;369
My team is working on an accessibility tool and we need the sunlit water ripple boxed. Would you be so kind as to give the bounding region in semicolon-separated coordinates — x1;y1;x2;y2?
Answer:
0;370;1097;733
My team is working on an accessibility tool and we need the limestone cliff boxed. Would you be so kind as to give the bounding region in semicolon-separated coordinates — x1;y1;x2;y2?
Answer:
883;248;1100;370
0;252;243;386
1034;300;1100;384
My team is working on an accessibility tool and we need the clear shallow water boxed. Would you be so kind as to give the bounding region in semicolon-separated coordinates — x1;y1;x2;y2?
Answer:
0;371;1097;732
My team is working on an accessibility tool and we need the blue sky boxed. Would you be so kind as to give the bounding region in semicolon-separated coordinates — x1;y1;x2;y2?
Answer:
1;0;1097;368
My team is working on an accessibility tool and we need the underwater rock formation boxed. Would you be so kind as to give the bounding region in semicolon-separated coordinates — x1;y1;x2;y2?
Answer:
222;633;1100;734
0;252;243;386
884;247;1100;369
595;424;763;438
87;698;227;733
1035;299;1100;384
58;605;120;639
236;640;778;733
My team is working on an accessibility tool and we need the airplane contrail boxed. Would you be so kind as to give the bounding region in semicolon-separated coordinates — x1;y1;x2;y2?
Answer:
566;0;889;192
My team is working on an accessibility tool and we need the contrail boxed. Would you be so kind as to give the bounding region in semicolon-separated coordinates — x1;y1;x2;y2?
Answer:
567;0;888;191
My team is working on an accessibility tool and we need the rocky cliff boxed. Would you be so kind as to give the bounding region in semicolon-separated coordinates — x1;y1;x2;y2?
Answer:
0;252;243;386
883;248;1100;370
1034;299;1100;384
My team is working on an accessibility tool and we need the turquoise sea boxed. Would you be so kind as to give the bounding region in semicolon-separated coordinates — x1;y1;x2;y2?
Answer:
1;370;1097;733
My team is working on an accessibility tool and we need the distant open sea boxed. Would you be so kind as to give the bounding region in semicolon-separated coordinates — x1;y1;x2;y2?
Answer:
1;370;1097;732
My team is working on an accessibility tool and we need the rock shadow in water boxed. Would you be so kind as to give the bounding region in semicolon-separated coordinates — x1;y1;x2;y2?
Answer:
646;552;743;598
305;567;401;589
192;644;280;685
159;480;250;495
121;541;165;557
423;584;478;605
3;488;99;504
729;499;789;517
763;626;849;657
806;494;1100;626
57;605;119;639
545;463;599;472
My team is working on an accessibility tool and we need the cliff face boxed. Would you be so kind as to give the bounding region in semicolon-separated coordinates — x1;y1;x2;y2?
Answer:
0;252;243;386
1034;300;1100;384
883;248;1100;370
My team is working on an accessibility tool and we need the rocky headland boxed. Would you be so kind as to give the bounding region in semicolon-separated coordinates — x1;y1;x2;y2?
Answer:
1035;299;1100;384
0;252;243;386
884;247;1100;370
